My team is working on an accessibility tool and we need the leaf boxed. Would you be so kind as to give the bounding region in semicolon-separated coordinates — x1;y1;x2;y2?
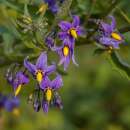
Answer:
2;33;14;54
108;51;130;80
93;48;105;56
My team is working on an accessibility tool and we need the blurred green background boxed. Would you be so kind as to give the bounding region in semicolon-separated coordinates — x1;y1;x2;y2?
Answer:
0;0;130;130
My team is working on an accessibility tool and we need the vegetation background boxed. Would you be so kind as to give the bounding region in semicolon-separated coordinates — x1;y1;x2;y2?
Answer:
0;0;130;130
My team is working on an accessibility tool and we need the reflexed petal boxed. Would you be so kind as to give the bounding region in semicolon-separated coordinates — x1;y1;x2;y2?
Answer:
36;52;47;70
100;22;112;36
109;15;116;30
58;57;65;66
54;92;63;109
72;51;78;66
58;21;72;31
40;76;51;90
46;64;56;75
51;75;63;89
24;57;36;75
72;16;80;27
42;100;49;113
64;56;71;71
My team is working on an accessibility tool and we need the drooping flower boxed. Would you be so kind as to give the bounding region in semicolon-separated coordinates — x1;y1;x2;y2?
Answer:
44;0;59;13
24;52;56;84
40;74;63;113
96;16;124;49
58;16;84;43
7;71;29;97
53;38;78;71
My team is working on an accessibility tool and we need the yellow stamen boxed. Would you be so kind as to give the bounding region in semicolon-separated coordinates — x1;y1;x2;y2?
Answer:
36;70;43;83
15;84;22;97
69;29;78;39
111;32;122;41
46;89;52;102
12;108;20;116
63;46;69;57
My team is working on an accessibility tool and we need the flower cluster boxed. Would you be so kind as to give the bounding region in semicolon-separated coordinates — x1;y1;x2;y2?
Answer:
5;0;126;114
46;16;84;70
95;16;124;50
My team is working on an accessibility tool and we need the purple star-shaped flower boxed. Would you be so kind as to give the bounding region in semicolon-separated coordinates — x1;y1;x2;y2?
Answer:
24;52;56;84
53;38;78;71
96;16;124;49
44;0;58;13
40;74;63;113
58;16;84;43
7;71;29;97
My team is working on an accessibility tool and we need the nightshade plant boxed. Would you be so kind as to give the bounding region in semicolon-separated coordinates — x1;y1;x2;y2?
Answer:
1;0;130;114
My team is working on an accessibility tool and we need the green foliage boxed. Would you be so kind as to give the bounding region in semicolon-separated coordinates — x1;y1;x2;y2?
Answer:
1;0;130;130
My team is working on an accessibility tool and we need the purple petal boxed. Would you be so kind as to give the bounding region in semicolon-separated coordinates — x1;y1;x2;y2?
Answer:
100;22;112;36
42;100;49;113
64;56;71;71
54;92;63;109
109;15;116;31
16;72;29;85
58;57;65;66
24;57;36;75
99;37;121;48
58;21;72;31
58;32;68;40
36;52;47;70
46;64;56;75
40;76;51;90
72;16;80;27
51;75;63;89
72;51;78;66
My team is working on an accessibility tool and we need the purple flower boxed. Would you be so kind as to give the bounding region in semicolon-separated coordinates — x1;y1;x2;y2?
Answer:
24;52;56;84
4;97;20;112
58;16;84;43
40;74;63;113
8;71;29;97
44;0;58;13
96;16;124;49
53;39;78;71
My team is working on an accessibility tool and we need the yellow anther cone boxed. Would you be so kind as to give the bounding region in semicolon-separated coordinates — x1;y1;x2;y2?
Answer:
70;29;78;39
15;85;22;97
111;32;122;41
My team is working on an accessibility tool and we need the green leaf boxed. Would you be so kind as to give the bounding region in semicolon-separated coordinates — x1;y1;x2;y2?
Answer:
93;48;105;56
108;51;130;80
